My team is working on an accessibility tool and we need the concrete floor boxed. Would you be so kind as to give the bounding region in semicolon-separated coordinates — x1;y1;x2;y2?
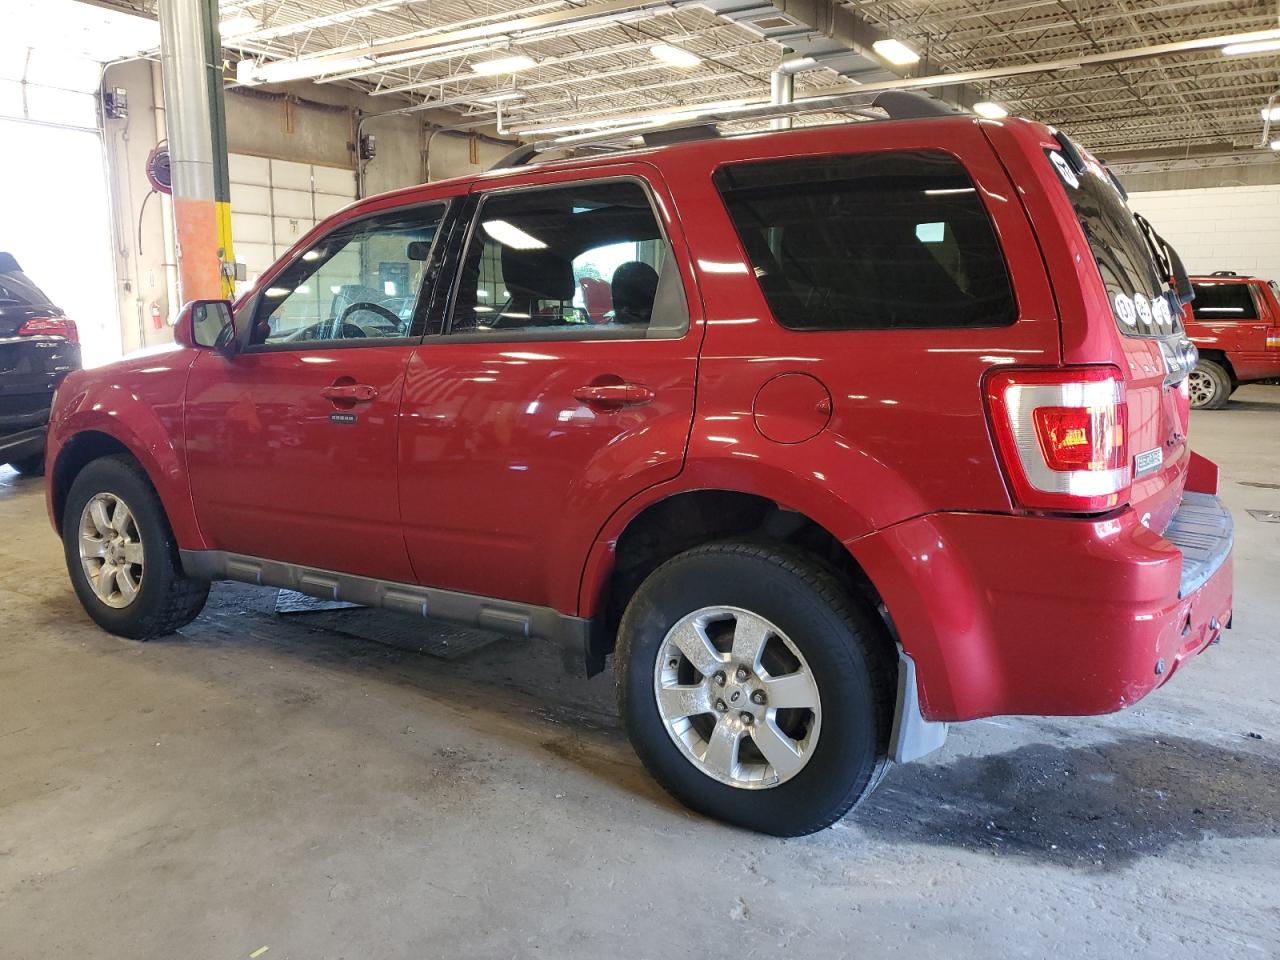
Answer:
2;386;1278;960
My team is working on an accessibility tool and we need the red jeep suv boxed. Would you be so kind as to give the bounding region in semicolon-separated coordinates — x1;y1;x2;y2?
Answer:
1183;271;1280;409
45;96;1234;836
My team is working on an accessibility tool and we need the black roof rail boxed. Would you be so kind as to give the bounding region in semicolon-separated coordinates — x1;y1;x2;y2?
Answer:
487;90;959;171
1210;270;1239;277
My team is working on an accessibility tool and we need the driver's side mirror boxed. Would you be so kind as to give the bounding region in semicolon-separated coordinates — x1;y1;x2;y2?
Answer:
176;299;237;353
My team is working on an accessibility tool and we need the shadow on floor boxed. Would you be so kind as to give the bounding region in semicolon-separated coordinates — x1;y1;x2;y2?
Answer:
38;582;1280;860
1224;397;1280;412
856;734;1280;870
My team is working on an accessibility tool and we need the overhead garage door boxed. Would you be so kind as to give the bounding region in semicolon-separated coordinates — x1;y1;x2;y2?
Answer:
229;155;357;290
0;0;156;364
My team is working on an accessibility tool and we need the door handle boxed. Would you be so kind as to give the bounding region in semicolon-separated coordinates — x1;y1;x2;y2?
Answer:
573;382;655;410
321;383;379;404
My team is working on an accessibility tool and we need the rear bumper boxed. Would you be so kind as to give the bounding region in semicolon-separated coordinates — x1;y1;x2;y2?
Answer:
859;493;1234;722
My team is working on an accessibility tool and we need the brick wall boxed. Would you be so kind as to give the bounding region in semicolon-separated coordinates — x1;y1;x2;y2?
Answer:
1128;184;1280;282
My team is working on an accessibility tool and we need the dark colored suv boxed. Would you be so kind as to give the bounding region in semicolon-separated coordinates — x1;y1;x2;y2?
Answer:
0;253;81;474
44;96;1233;836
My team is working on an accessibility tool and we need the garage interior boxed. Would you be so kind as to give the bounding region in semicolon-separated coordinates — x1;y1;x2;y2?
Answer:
2;1;1279;957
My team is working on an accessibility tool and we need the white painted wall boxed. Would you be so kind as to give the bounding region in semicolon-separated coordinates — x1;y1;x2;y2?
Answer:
1128;184;1280;282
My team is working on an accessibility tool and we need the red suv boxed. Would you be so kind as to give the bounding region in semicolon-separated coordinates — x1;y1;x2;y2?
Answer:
44;96;1234;836
1183;272;1280;409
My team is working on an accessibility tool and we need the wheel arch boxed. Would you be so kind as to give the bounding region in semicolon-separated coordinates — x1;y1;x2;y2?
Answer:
580;485;893;669
49;423;203;549
1196;349;1238;387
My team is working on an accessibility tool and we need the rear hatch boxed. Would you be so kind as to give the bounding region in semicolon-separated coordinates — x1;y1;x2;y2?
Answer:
0;254;81;437
1043;142;1194;533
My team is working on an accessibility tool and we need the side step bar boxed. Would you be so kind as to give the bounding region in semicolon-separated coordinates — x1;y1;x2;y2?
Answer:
180;549;593;654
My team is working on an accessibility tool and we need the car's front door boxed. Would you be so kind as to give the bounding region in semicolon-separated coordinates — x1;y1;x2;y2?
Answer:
184;200;451;582
398;166;702;612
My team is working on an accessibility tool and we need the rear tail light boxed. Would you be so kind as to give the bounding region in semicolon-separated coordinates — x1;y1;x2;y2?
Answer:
17;316;78;342
1267;327;1280;350
986;367;1130;513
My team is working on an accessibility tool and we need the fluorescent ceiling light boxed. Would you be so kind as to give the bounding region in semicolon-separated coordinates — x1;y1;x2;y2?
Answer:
1222;39;1280;55
872;38;919;66
1263;106;1280;122
650;43;701;68
471;54;537;76
972;101;1008;119
482;220;545;250
237;55;375;85
1271;140;1280;152
476;91;525;103
219;15;258;37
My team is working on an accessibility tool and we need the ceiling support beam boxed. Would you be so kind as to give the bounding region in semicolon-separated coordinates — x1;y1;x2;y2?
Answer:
796;27;1280;100
237;0;671;84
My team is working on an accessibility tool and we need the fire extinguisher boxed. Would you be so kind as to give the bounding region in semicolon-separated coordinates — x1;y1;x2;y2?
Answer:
150;301;163;330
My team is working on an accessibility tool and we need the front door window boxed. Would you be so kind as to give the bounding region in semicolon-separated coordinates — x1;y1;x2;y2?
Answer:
251;205;445;346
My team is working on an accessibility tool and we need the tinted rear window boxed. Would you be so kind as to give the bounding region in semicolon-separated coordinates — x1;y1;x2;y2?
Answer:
0;269;53;308
1190;282;1258;321
712;150;1016;331
1045;148;1180;337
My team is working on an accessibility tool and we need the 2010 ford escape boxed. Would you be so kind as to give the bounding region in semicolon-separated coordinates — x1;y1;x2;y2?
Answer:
45;94;1234;836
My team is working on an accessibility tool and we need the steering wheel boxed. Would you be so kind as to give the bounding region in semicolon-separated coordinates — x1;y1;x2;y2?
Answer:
340;301;401;329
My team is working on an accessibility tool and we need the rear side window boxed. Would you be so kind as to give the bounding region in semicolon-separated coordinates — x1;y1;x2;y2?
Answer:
1190;282;1258;321
712;151;1016;331
447;179;687;339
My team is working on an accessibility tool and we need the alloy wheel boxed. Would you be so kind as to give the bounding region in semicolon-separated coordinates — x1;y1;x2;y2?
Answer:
78;492;145;609
1188;369;1216;408
653;606;822;789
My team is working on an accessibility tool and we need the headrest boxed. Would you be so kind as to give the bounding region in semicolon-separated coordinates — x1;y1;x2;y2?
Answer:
611;261;659;319
502;246;575;302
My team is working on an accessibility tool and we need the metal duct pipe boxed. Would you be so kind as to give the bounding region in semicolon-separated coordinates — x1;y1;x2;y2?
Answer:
770;56;819;130
1262;90;1278;149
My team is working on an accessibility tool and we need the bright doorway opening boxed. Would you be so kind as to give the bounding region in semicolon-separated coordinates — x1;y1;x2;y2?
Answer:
0;118;121;365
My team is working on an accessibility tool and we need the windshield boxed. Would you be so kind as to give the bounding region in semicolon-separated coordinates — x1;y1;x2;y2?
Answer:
1045;147;1180;338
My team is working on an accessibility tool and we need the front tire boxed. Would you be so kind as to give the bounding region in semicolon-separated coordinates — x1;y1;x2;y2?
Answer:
1189;358;1231;410
616;542;895;836
62;455;209;639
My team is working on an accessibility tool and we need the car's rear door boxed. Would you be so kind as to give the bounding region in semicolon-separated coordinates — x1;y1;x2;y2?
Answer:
183;198;453;581
397;163;702;613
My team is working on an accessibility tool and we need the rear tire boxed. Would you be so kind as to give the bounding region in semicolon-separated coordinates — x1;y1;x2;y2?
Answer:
62;455;209;639
7;451;45;476
616;541;894;836
1189;358;1231;410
